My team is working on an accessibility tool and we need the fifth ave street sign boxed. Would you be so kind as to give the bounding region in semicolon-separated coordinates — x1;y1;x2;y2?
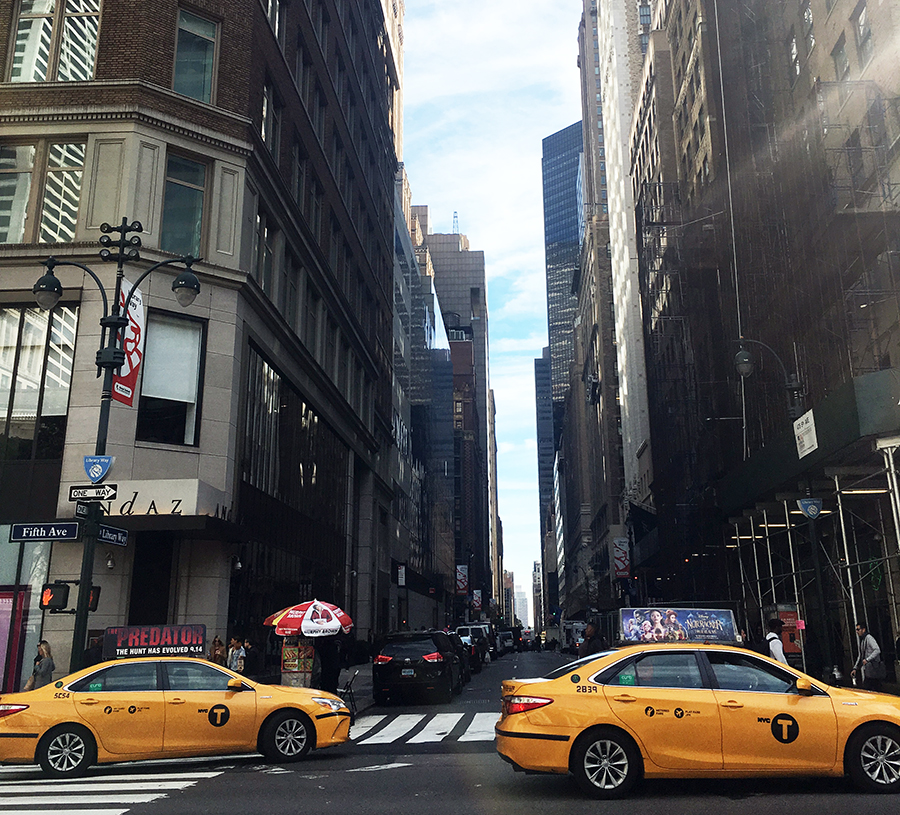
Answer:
10;523;79;542
69;483;118;502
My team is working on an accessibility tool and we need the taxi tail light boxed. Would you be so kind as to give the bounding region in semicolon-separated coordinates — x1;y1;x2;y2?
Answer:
0;704;29;719
422;652;444;663
374;655;392;664
503;696;553;715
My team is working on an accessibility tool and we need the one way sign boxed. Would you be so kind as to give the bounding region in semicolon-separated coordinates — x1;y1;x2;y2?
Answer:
68;483;118;502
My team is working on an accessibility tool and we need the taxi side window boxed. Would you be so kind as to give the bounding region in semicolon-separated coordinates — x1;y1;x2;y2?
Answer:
166;662;233;691
633;653;704;689
69;662;159;692
706;652;795;693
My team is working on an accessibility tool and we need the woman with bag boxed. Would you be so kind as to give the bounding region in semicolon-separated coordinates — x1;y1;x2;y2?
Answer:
24;640;55;691
851;621;885;691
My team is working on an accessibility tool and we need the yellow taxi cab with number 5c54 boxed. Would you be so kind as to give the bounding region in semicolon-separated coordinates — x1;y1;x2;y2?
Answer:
496;643;900;798
0;657;350;777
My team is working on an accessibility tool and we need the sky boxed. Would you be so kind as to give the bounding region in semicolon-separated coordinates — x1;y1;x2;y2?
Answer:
400;0;585;626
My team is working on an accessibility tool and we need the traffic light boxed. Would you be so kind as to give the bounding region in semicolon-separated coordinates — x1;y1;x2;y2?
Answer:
40;583;69;610
88;585;101;612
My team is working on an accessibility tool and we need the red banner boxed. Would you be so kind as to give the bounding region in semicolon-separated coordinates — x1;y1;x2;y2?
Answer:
111;281;145;407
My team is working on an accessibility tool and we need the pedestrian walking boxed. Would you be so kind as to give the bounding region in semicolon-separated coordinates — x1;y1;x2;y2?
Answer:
25;640;55;690
227;635;245;673
314;636;341;693
577;621;606;658
851;621;885;691
209;636;227;665
766;618;788;664
243;638;262;679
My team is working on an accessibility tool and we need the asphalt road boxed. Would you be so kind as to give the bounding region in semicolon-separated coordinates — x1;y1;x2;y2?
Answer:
3;650;899;814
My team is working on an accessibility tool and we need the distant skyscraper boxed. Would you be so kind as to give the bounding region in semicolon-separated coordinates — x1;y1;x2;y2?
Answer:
542;123;583;421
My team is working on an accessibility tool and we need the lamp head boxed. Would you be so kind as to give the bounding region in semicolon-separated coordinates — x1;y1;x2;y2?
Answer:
172;262;201;308
734;347;754;378
33;262;63;311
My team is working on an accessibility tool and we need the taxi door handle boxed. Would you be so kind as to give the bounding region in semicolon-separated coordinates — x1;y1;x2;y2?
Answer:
720;700;744;709
612;694;638;703
168;697;186;705
78;698;100;706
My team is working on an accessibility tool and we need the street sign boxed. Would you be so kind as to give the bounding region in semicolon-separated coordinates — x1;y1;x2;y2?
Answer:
68;483;117;502
797;498;823;519
98;524;128;546
10;522;80;542
83;455;114;484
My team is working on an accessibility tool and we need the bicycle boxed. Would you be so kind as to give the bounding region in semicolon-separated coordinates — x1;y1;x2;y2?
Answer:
338;669;359;723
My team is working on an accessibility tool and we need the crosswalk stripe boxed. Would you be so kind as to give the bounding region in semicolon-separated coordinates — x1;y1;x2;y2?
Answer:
407;713;464;743
0;781;198;794
0;795;164;806
350;714;385;740
0;772;221;786
456;712;499;742
1;811;128;815
356;714;425;744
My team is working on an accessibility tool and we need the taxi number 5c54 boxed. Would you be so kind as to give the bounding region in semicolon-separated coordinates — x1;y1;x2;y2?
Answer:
575;685;598;693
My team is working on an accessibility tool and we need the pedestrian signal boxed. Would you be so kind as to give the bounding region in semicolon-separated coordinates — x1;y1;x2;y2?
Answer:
40;583;70;610
88;585;101;612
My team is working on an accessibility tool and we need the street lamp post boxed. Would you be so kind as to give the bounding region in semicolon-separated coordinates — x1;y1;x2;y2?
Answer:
733;338;835;678
34;218;201;671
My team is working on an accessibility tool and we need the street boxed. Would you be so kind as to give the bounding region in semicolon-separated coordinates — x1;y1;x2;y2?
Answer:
2;650;899;814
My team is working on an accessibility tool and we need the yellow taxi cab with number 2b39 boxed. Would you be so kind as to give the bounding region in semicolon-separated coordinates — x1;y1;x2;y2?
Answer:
496;643;900;798
0;657;350;777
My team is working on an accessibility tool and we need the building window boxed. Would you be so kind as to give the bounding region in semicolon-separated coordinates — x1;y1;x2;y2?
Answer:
263;0;282;43
304;285;320;357
252;208;278;298
292;140;307;207
854;2;873;67
136;312;204;445
160;153;206;257
832;35;850;100
639;32;649;54
10;0;99;83
788;31;800;78
173;10;217;104
802;0;815;54
639;4;651;25
261;82;281;154
0;141;84;245
0;304;78;460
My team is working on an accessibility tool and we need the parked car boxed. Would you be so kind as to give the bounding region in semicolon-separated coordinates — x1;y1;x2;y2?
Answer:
456;625;490;665
373;630;463;705
497;631;514;656
457;633;483;674
447;631;472;684
0;657;350;777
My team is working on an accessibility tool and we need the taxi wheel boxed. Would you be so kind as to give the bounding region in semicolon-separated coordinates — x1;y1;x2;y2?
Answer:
260;710;314;762
571;727;641;799
37;724;96;778
847;723;900;793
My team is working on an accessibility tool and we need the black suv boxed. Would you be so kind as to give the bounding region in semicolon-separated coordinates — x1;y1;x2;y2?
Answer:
373;630;463;704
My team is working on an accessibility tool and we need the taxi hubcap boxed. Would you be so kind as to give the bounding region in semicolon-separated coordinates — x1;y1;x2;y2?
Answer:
48;733;86;772
275;718;308;756
584;739;629;789
861;734;900;785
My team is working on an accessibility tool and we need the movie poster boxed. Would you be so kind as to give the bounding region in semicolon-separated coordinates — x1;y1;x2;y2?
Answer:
619;608;737;643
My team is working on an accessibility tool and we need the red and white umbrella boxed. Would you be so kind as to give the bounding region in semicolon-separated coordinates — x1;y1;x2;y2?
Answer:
263;600;353;637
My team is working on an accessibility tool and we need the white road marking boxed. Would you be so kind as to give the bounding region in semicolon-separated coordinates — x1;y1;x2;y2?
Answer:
1;811;128;815
349;714;386;740
0;772;222;786
457;712;499;742
346;763;413;772
407;713;464;743
0;795;164;806
356;714;424;744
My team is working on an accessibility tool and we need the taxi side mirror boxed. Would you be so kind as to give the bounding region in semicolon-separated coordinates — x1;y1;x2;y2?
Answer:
795;677;813;696
227;678;245;691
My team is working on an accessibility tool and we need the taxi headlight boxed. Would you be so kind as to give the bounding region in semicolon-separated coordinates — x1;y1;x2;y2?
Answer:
312;696;347;712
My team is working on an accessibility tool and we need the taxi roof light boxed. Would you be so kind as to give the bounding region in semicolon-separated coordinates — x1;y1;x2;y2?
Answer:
504;695;553;715
0;704;29;719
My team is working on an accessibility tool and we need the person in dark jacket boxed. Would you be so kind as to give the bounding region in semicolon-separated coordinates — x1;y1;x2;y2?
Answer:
577;622;606;658
242;638;262;679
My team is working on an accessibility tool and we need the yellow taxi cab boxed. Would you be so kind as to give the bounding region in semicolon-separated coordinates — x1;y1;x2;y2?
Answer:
496;642;900;798
0;656;350;777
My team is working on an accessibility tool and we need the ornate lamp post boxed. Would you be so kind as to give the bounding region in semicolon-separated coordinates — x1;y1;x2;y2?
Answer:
34;218;201;671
